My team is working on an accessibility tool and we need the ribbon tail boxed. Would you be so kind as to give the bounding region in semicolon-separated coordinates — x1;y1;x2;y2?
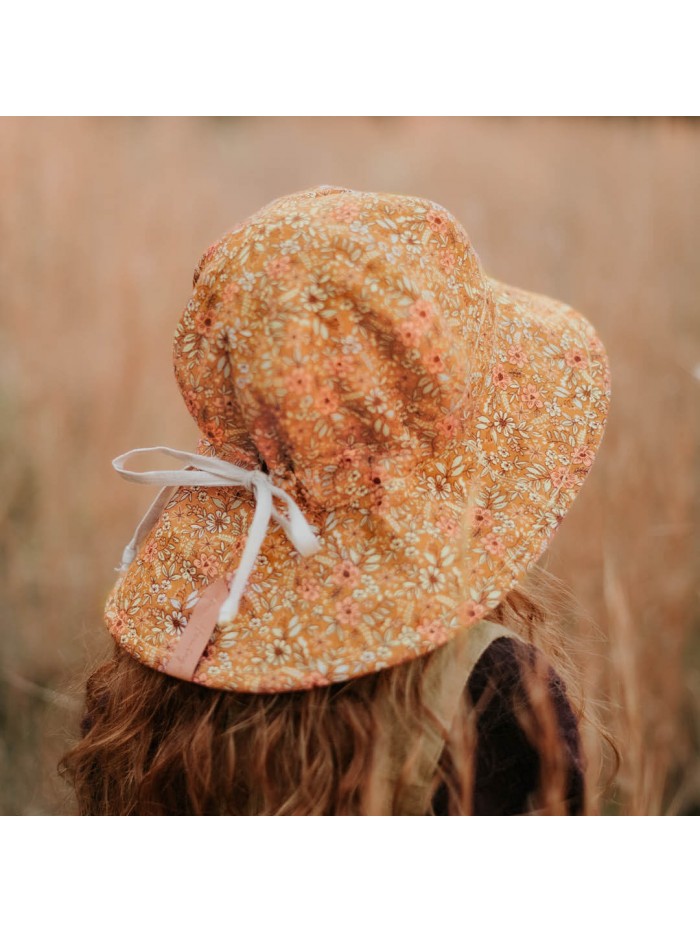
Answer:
116;485;176;573
270;489;322;557
217;480;273;624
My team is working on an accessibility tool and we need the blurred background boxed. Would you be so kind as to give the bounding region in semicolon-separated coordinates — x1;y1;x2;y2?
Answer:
0;116;698;815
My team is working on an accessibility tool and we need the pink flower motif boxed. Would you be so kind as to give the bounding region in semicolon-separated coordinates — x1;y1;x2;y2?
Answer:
194;309;215;335
424;349;446;373
459;600;486;624
336;597;361;628
398;318;423;347
338;447;360;469
317;390;339;415
298;576;321;601
143;538;159;561
331;203;360;224
550;466;568;488
473;506;493;530
409;298;435;329
329;355;354;379
520;383;544;410
221;281;240;302
438;250;456;273
195;552;220;579
492;363;508;388
482;533;506;557
417;618;450;646
572;444;594;467
331;560;361;588
426;209;449;235
437;510;460;536
436;413;461;438
265;255;292;279
564;347;588;370
508;344;528;367
285;368;314;394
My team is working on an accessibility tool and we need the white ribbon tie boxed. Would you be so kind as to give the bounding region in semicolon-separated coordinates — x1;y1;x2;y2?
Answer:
113;446;321;625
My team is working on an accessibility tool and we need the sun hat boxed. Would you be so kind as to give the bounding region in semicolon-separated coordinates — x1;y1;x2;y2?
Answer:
106;184;610;693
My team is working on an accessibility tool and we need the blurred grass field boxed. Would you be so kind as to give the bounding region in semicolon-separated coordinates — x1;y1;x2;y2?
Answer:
0;116;698;815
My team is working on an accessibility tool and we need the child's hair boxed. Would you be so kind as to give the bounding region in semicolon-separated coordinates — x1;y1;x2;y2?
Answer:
59;567;617;815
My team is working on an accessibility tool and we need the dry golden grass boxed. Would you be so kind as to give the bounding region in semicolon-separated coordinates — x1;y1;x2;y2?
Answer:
0;116;698;814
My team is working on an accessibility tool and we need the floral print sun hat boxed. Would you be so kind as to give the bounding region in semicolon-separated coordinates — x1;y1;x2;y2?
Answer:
106;185;611;692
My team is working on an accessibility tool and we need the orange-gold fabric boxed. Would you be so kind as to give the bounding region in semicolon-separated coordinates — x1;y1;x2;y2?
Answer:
105;185;610;692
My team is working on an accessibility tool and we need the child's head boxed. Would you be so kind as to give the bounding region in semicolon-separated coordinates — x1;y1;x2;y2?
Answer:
62;186;611;814
63;570;590;815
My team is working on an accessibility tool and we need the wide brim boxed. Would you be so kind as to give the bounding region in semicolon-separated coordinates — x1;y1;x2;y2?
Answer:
106;276;610;692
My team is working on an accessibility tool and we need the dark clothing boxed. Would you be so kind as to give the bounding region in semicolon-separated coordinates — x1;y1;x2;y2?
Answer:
432;637;585;815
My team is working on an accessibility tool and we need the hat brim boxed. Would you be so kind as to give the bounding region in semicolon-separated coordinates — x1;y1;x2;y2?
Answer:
106;276;610;692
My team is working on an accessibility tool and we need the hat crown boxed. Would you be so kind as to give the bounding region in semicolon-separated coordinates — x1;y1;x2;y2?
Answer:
173;186;493;508
112;186;611;693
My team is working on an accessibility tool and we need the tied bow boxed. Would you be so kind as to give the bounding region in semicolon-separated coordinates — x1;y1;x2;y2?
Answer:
113;446;321;625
